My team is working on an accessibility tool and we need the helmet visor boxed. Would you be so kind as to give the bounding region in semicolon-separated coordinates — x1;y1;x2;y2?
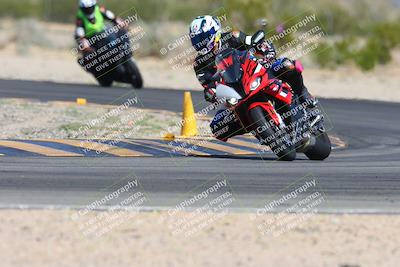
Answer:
82;6;95;16
191;27;218;54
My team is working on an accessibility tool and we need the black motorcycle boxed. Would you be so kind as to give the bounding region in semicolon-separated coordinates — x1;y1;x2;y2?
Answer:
78;25;143;88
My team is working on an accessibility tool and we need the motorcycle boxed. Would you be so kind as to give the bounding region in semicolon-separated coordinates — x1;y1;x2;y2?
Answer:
77;25;143;88
213;48;331;161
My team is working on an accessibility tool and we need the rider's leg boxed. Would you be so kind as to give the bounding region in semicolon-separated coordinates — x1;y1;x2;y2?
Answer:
210;109;246;141
272;58;323;133
271;58;317;107
271;58;324;129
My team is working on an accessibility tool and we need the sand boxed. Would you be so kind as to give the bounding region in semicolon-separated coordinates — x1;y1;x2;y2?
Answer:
0;209;399;267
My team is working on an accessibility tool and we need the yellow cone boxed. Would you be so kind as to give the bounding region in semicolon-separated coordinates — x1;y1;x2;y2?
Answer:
181;92;198;137
76;98;87;105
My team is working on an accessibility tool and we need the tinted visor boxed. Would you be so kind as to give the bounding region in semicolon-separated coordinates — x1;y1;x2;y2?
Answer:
190;27;217;52
82;6;95;16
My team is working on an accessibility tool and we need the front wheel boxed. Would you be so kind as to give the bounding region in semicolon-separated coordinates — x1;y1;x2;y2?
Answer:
125;59;143;89
249;106;296;161
304;132;331;160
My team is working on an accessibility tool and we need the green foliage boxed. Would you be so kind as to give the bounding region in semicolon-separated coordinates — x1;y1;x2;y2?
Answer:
313;42;335;68
313;38;356;68
333;38;355;65
223;0;272;33
354;48;376;71
354;37;391;71
314;35;393;71
315;4;361;36
371;21;400;49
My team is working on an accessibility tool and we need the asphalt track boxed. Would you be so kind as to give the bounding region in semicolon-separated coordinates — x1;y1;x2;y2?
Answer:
0;79;399;213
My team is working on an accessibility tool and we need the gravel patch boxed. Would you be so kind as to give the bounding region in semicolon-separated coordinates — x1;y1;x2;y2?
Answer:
0;98;209;139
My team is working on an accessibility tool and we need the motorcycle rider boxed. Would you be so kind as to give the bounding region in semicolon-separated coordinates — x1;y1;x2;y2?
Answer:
74;0;127;52
189;15;318;141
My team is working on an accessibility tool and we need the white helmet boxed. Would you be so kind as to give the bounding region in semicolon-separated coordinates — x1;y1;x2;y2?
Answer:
189;15;222;55
79;0;97;19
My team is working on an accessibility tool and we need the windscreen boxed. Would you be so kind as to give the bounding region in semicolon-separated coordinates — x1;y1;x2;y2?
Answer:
215;48;247;84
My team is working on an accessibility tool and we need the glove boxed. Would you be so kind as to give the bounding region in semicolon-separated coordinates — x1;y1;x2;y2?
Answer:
79;38;93;53
256;40;275;59
116;17;129;30
251;30;276;61
204;87;217;103
263;41;276;60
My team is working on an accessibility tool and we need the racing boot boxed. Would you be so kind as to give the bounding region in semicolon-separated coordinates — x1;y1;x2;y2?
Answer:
276;60;323;130
298;86;324;131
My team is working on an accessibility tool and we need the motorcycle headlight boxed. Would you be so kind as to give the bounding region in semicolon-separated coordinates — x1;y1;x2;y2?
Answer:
227;98;238;106
250;77;261;91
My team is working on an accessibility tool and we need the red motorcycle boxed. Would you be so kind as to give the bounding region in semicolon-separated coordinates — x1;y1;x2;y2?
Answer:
213;48;331;161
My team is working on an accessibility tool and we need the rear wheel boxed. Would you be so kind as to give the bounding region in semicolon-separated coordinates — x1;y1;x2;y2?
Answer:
304;132;331;160
125;59;143;89
249;106;296;161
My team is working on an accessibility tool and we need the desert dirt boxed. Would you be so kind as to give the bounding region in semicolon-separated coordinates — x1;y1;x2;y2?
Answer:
0;209;399;267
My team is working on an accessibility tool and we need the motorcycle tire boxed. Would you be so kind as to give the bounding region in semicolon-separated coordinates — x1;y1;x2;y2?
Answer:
304;132;331;160
249;106;296;161
125;59;143;89
96;75;113;87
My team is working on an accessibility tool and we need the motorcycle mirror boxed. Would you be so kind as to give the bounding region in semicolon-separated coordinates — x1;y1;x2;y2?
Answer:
251;30;265;45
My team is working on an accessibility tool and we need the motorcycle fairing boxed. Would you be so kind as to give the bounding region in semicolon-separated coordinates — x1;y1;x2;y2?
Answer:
215;49;294;127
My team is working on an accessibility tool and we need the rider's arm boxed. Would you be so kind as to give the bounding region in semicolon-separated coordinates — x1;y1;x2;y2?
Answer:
252;30;276;59
194;60;218;103
99;6;117;22
230;31;253;50
74;17;86;42
74;17;92;52
230;30;276;59
100;6;128;28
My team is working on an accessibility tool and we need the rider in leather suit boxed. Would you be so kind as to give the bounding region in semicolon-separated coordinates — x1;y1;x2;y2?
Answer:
189;15;317;141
